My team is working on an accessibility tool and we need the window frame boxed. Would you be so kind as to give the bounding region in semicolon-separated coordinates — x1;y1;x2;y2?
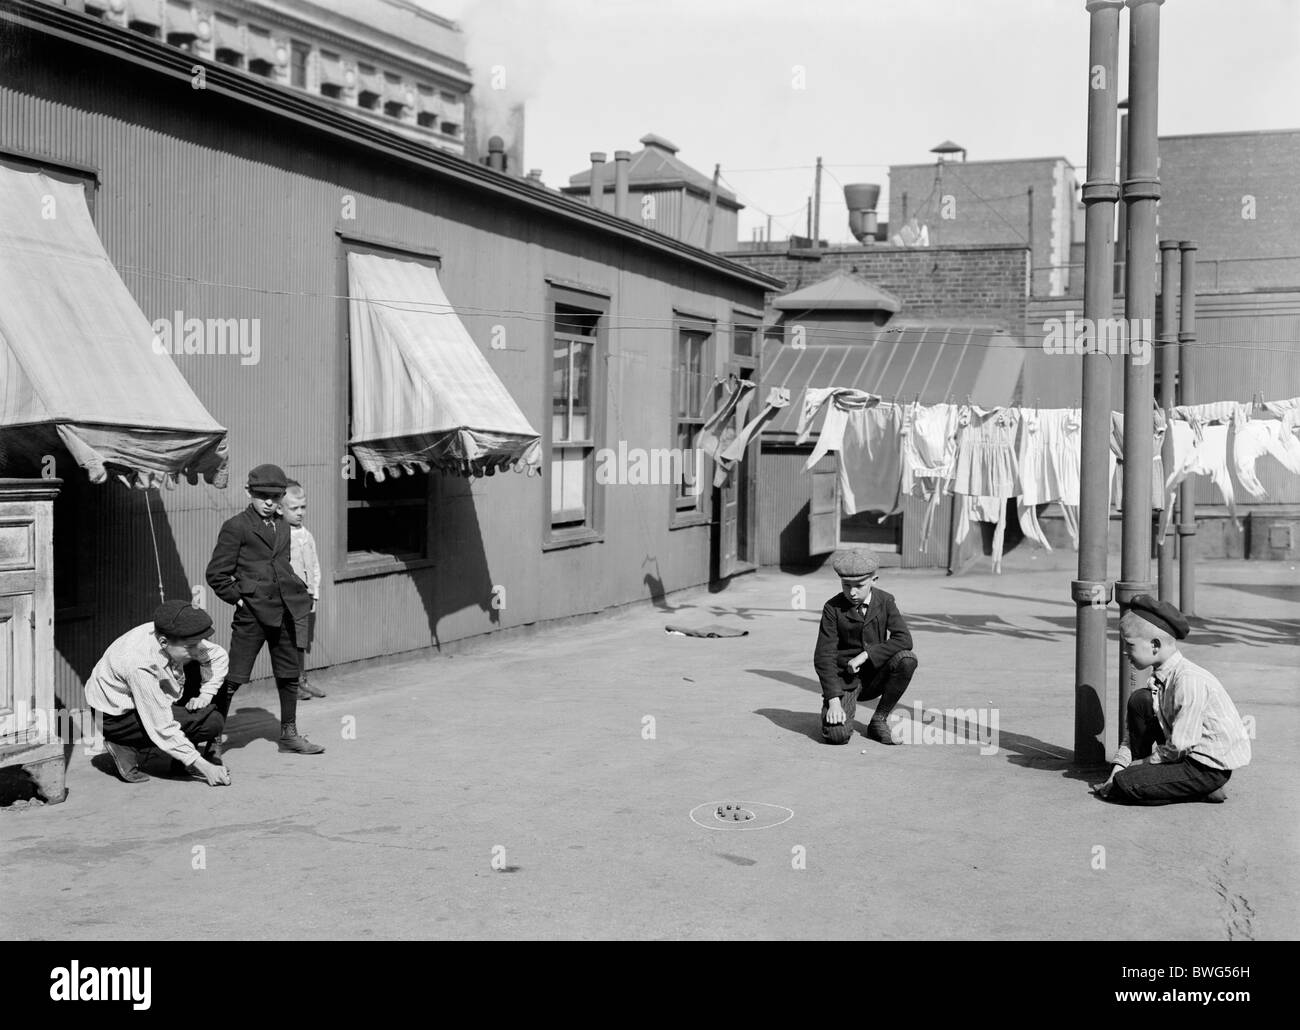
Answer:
669;311;716;530
334;234;442;582
542;281;609;551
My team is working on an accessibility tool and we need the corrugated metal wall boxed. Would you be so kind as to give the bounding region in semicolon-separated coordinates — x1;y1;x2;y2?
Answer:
0;44;768;706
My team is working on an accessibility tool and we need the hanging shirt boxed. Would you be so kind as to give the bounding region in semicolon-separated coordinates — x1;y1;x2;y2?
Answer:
1108;408;1167;511
901;402;958;551
715;387;788;487
696;378;757;463
1161;403;1245;535
795;387;848;445
951;406;1021;499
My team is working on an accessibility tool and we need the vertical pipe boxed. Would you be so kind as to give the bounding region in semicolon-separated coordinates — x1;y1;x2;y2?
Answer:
706;163;720;251
588;152;606;211
1074;0;1125;766
813;156;823;244
1156;239;1179;601
1178;241;1198;615
766;213;772;244
805;197;811;241
1027;186;1035;293
1117;0;1162;735
614;150;630;218
1115;101;1129;294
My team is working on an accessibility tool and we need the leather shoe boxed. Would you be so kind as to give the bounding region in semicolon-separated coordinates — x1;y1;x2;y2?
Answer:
302;680;326;698
865;719;901;745
296;684;313;700
278;723;325;755
104;741;150;783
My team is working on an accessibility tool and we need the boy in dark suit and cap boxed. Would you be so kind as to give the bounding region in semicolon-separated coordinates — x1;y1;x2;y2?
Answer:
205;463;324;756
1097;594;1250;804
814;549;918;745
84;600;231;786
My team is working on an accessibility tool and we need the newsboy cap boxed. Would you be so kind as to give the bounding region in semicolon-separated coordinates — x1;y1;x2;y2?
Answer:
831;549;879;579
1128;594;1189;640
246;463;288;492
153;600;214;639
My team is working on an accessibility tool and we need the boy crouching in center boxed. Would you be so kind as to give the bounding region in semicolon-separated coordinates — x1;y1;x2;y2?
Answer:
814;549;918;746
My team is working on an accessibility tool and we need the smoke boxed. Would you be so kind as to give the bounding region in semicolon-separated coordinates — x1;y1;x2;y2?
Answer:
454;0;558;152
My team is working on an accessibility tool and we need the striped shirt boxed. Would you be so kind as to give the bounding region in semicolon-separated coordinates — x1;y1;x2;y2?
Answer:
83;623;229;765
1148;651;1252;771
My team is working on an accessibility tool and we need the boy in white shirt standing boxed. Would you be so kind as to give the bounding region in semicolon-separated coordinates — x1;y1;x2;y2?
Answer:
282;480;325;700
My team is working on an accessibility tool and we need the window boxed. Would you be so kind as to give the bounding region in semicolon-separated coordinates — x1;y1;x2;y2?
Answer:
213;15;243;68
672;321;712;521
440;121;461;138
290;41;309;88
341;240;436;573
733;321;758;358
544;287;607;547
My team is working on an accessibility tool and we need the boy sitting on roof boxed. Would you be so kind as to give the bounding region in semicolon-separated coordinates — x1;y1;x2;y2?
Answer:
1097;595;1251;805
814;550;918;746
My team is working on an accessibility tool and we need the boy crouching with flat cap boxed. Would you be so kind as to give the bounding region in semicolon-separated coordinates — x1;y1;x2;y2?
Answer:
84;601;231;786
814;549;918;746
1097;594;1251;805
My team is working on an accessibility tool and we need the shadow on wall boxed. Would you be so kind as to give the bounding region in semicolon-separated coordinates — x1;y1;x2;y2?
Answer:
412;474;500;651
779;500;832;575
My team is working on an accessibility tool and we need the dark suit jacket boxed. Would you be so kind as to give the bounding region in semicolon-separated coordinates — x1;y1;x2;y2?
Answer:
205;506;312;637
813;588;914;700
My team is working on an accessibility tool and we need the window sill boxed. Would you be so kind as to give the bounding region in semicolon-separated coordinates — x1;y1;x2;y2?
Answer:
542;528;604;551
669;511;711;531
335;555;436;582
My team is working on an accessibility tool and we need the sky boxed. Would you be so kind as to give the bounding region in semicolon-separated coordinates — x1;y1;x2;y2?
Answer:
420;0;1300;245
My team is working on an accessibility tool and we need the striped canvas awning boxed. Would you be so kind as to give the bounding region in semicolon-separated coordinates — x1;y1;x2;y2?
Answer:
0;165;228;488
246;30;278;65
346;252;541;479
762;322;1025;439
319;52;346;86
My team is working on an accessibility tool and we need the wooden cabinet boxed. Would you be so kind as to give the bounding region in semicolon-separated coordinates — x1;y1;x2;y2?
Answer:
0;479;65;806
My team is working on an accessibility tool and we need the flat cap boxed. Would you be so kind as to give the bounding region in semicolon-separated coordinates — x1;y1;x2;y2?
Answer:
1129;594;1189;640
831;549;879;579
153;600;214;640
247;463;288;492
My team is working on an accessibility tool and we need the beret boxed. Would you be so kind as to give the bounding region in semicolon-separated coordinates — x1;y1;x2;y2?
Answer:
153;600;214;640
247;463;288;491
831;549;879;579
1128;593;1189;640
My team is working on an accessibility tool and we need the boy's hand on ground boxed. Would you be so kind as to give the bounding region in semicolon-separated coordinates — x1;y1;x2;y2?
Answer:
194;758;231;786
826;697;846;725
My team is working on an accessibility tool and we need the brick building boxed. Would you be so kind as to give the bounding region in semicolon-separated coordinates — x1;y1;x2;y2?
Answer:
888;157;1078;297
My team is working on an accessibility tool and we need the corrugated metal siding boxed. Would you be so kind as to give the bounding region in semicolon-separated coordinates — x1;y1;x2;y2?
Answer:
758;447;824;567
1;45;768;706
899;491;953;569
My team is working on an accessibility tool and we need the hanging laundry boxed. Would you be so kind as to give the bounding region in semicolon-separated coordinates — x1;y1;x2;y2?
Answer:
1262;396;1300;420
795;387;849;445
837;400;904;517
804;388;875;469
900;402;958;551
1160;403;1246;536
1017;408;1082;551
695;377;756;463
1233;416;1300;499
714;387;789;487
1108;407;1166;511
950;406;1021;573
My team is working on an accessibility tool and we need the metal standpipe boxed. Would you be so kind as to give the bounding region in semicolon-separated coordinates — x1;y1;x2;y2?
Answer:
1178;241;1199;615
1116;0;1162;739
1074;0;1125;765
1157;240;1180;601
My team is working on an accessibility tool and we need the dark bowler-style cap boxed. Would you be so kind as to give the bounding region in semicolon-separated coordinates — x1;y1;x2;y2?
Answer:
153;600;214;639
247;463;289;492
1129;594;1189;640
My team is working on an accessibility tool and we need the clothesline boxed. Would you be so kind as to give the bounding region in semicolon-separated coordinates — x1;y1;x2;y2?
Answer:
793;388;1300;574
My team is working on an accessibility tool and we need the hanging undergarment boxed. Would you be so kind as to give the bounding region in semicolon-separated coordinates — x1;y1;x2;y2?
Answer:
900;402;959;551
1233;417;1300;499
1160;402;1245;536
695;378;756;463
838;400;904;516
950;406;1021;573
1017;408;1082;551
795;387;848;445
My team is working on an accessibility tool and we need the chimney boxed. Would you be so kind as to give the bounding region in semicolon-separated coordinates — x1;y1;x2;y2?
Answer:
589;152;607;211
613;150;630;218
487;136;506;173
843;183;881;243
526;169;544;185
